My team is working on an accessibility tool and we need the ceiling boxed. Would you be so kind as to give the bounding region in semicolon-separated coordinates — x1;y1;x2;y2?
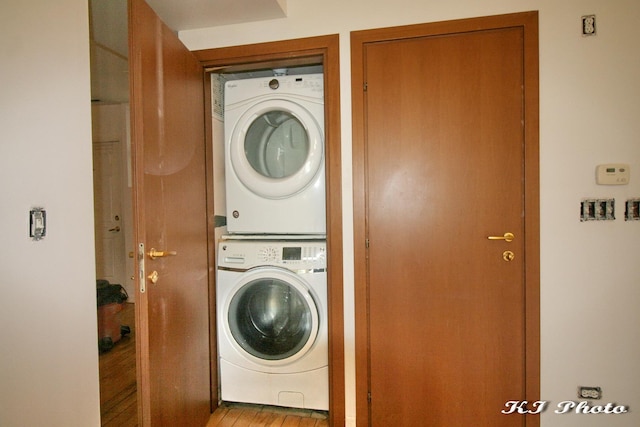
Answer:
89;0;291;102
90;0;287;59
145;0;288;31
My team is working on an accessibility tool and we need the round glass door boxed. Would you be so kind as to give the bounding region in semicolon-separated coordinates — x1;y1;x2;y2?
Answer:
227;275;319;362
229;100;323;199
244;111;309;179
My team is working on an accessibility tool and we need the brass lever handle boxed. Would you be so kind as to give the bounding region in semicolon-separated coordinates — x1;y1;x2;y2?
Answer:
147;248;178;260
487;232;515;243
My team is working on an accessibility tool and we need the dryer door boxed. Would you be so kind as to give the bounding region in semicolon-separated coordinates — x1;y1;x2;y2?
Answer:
229;99;324;199
226;268;320;364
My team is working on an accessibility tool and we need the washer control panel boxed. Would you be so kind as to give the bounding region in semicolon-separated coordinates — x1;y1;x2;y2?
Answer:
219;240;326;270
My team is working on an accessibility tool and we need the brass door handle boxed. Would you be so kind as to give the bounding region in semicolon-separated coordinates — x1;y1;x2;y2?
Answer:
487;232;515;243
147;248;178;260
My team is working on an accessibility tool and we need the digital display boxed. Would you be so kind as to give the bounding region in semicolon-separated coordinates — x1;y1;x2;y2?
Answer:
282;247;302;260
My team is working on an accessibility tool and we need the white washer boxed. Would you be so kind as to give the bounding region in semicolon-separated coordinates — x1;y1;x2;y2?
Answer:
224;74;325;235
217;239;328;410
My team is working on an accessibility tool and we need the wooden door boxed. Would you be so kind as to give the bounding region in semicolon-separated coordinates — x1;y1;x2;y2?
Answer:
129;0;211;425
352;13;539;427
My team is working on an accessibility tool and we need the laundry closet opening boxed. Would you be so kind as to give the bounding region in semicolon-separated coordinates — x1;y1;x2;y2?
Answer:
211;65;328;411
195;35;344;424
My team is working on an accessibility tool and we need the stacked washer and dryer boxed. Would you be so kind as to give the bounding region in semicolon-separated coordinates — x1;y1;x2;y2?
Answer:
216;73;328;411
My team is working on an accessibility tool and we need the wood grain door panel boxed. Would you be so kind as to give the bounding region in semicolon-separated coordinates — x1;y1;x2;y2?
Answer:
129;0;211;425
353;12;540;427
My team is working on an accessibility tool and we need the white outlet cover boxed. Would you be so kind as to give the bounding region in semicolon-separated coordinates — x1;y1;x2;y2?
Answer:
582;15;596;36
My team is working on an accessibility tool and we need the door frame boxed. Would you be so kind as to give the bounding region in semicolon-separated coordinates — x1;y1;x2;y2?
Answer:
351;12;540;426
193;35;345;425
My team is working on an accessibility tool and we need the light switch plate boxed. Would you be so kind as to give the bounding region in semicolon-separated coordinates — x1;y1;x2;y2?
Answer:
30;208;46;240
626;199;640;221
581;199;615;221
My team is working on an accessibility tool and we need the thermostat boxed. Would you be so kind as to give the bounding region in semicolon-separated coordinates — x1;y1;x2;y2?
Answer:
596;164;629;185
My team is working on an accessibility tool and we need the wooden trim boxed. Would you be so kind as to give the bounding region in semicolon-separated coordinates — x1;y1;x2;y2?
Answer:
193;35;334;68
194;34;345;426
128;1;151;424
349;31;368;427
350;11;540;427
522;12;541;427
202;73;220;413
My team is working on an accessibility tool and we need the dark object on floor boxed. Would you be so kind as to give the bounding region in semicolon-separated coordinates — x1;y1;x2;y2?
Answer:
97;280;129;353
97;279;128;305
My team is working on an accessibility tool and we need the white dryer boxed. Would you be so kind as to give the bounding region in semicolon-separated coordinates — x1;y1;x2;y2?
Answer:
216;239;328;410
224;74;325;235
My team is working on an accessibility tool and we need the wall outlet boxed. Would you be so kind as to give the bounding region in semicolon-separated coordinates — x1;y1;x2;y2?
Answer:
582;15;596;36
578;386;602;399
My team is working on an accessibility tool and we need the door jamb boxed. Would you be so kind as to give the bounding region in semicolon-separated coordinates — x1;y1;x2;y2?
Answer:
350;12;540;426
193;34;345;426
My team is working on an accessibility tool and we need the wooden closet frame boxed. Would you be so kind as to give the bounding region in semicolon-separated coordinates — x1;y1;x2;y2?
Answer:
194;34;345;426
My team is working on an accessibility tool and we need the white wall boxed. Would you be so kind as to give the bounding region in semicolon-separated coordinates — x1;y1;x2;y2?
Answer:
0;1;101;426
1;1;637;426
89;0;129;103
182;1;640;426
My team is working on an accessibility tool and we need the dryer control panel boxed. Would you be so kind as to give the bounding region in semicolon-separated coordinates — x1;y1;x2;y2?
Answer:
218;240;326;271
225;73;324;105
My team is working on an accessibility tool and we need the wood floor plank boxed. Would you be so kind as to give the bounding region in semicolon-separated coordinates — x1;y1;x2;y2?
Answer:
207;406;231;426
208;403;327;427
102;397;137;427
281;415;302;427
233;407;262;426
218;407;246;426
313;418;328;427
99;302;137;426
298;417;318;427
264;413;287;427
248;411;275;427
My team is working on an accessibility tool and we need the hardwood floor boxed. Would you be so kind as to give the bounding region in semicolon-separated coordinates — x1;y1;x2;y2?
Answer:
206;403;329;427
98;303;329;427
99;302;137;427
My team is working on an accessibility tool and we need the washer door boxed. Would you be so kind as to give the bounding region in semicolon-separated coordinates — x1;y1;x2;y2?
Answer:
229;99;324;199
226;268;319;365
